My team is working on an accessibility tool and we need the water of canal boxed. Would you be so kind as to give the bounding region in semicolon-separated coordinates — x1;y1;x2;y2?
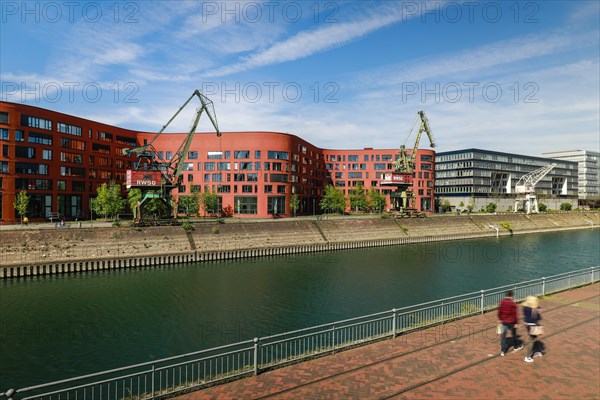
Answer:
0;228;598;390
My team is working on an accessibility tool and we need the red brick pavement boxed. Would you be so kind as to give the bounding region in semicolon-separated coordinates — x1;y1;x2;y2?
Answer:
174;284;600;399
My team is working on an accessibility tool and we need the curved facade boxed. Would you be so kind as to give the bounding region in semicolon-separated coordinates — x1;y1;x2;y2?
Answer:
0;101;435;223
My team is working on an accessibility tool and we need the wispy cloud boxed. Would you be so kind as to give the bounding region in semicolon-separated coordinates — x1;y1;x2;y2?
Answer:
204;2;427;77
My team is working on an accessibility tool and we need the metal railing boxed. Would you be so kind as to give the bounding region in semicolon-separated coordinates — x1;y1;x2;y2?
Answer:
2;266;598;400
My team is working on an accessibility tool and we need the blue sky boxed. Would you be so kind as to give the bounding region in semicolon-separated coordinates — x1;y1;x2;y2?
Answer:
1;1;599;154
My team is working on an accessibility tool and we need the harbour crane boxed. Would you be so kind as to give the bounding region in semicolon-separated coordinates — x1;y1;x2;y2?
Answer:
124;90;221;224
514;163;556;214
381;111;436;216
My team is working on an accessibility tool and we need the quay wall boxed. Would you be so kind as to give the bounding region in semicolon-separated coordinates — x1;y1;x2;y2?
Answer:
1;213;598;279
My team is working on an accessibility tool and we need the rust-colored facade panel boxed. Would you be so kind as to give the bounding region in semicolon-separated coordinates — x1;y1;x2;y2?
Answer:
0;102;435;223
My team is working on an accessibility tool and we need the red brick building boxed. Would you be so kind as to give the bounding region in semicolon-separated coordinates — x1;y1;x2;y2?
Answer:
0;101;435;223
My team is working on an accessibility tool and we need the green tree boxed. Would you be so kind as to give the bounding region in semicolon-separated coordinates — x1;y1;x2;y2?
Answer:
367;188;386;213
93;182;125;220
127;188;142;219
320;185;346;214
485;202;497;213
290;194;300;217
349;182;368;212
441;199;451;213
200;188;220;216
143;199;169;219
560;202;572;211
178;187;200;217
467;196;475;214
13;190;29;224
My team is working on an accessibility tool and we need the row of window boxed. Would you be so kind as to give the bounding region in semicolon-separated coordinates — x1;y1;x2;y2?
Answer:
14;178;86;191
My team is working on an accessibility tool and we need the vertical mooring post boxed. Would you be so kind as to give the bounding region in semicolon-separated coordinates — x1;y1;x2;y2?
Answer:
253;337;259;376
480;290;485;314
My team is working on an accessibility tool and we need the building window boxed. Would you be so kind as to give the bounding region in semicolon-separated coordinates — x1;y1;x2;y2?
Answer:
242;185;253;193
277;185;286;194
207;151;222;159
92;143;110;153
267;196;285;214
204;162;216;171
58;180;66;190
42;149;53;160
16;162;49;175
182;162;194;171
268;151;289;160
72;181;85;191
0;128;8;140
212;173;222;182
29;132;52;145
15;130;24;141
234;150;250;159
234;196;257;214
60;166;85;177
57;122;82;136
62;138;86;151
60;152;83;164
188;151;198;159
0;112;8;124
217;185;231;193
255;150;261;159
2;145;8;157
247;173;258;182
218;162;231;171
21;115;52;130
15;146;37;159
270;174;288;182
0;161;8;173
264;185;273;193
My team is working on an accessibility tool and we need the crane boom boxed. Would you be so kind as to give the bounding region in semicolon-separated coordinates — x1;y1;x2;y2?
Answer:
514;163;557;214
515;163;556;194
392;111;436;173
123;89;221;224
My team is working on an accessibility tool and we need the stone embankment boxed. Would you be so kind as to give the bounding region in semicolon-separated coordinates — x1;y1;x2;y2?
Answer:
0;212;598;279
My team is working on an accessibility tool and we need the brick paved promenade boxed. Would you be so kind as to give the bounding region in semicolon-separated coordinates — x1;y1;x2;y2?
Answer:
175;283;600;400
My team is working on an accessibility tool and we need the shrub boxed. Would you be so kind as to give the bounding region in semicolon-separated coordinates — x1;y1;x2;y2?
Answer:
211;226;220;234
538;203;547;212
485;203;497;213
560;202;572;211
182;221;194;232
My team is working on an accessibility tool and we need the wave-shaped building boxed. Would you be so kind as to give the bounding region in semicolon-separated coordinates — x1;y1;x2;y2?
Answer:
0;102;436;223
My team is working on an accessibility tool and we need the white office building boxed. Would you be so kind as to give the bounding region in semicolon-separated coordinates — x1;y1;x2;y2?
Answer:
542;150;599;204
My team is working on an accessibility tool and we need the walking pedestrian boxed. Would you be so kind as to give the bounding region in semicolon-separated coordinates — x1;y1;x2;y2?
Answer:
522;295;543;363
497;290;522;356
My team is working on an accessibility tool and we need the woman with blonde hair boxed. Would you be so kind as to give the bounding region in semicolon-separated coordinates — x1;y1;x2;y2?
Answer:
522;295;543;363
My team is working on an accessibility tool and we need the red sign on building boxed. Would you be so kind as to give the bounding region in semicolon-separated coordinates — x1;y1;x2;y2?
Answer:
380;172;413;185
126;170;162;188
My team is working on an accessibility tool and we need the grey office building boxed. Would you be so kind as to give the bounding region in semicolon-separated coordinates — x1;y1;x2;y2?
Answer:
435;149;578;212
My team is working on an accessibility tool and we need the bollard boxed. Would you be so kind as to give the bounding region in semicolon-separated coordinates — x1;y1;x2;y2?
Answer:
253;337;260;376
